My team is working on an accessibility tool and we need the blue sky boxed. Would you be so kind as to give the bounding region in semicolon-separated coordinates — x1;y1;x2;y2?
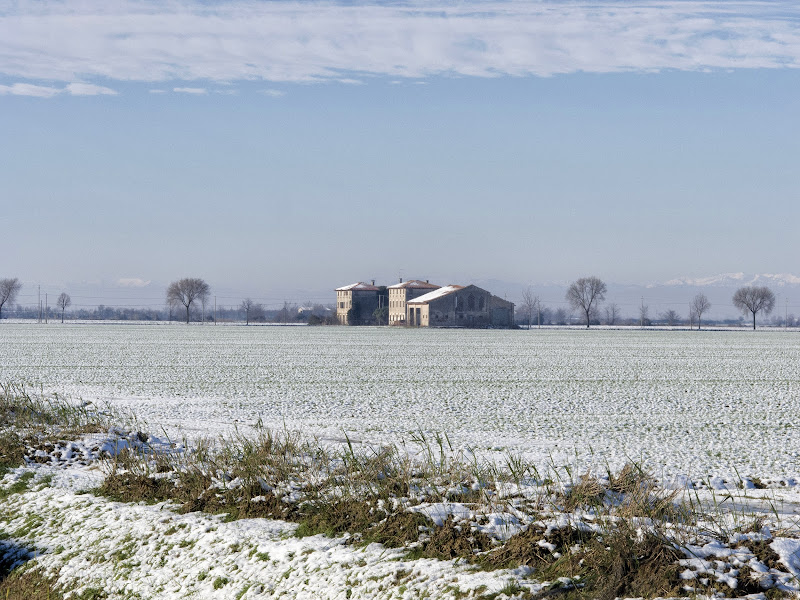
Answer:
2;0;799;307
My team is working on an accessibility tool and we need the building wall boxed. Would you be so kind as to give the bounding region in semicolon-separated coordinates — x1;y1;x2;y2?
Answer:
351;289;380;325
388;288;407;324
336;290;352;324
389;283;439;325
408;285;515;328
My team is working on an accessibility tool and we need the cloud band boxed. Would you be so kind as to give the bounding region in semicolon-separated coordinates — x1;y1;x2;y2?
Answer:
1;0;798;85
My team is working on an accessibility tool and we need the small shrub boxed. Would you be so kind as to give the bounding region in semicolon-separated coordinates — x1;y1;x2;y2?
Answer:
213;577;229;589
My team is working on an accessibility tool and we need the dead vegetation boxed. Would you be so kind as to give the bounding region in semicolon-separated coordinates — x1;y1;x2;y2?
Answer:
0;568;64;600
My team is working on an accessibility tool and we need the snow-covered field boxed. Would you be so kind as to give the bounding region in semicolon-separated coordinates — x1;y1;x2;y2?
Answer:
2;322;800;481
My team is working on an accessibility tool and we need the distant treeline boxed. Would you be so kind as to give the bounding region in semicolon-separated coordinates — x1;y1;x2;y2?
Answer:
4;303;338;325
512;306;797;328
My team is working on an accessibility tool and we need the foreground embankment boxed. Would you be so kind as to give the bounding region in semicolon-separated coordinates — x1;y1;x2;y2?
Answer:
1;385;800;599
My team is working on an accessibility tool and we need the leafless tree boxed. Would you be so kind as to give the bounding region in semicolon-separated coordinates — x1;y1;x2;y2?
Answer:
732;286;775;330
0;278;22;320
240;298;265;325
604;303;620;326
166;278;211;324
276;300;298;324
520;286;540;329
565;276;607;328
661;309;680;326
639;303;650;327
690;293;711;330
56;292;71;323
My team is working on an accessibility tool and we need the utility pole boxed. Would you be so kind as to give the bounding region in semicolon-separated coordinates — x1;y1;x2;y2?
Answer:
45;293;48;324
214;296;217;325
786;298;789;331
38;285;41;323
640;296;644;329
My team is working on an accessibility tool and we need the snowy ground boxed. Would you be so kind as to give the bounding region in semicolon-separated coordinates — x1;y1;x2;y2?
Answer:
2;430;800;600
1;323;799;482
0;466;529;599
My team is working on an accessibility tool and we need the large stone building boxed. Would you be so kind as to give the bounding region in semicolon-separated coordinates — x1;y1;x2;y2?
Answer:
335;282;380;325
387;279;440;325
406;284;515;328
335;280;515;328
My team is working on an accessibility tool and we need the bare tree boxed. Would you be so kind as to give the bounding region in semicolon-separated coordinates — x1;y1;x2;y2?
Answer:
639;303;650;327
604;303;620;326
661;309;680;326
0;278;22;320
240;298;265;325
690;293;711;330
166;278;211;324
520;287;540;329
276;300;298;324
732;286;776;330
56;292;71;323
565;276;607;328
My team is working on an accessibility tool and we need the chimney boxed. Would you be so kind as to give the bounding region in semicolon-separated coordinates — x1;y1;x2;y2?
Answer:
372;279;375;286
426;279;429;283
400;278;403;283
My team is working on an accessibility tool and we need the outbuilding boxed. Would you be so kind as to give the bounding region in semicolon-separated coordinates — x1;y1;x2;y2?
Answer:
406;284;514;328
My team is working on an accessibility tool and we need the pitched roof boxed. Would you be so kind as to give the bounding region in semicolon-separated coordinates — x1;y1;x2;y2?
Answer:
387;280;440;290
335;282;380;291
407;285;464;304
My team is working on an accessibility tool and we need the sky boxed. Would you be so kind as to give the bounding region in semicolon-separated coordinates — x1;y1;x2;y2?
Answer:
2;0;800;309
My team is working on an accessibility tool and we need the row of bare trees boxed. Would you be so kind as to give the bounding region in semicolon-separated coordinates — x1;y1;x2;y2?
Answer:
0;278;71;323
521;277;777;330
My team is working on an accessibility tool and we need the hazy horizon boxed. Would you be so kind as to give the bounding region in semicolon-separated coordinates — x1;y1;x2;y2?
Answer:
6;271;800;322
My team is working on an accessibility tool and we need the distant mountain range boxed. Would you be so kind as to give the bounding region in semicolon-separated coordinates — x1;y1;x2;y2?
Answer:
659;273;800;288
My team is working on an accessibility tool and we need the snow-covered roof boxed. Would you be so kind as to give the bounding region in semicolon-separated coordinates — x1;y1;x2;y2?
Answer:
335;282;379;292
407;285;464;304
388;280;440;290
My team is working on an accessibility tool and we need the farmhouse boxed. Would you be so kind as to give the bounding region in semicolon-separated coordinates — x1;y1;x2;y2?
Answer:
335;281;380;325
387;279;440;325
335;280;515;328
406;284;514;328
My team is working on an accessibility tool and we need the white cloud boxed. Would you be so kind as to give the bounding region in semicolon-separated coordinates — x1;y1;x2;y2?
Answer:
149;89;166;94
260;89;285;97
65;82;118;96
0;83;61;97
117;278;151;288
0;1;798;85
0;81;118;97
173;87;207;94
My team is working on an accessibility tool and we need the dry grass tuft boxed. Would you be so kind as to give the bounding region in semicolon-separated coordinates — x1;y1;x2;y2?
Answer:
0;568;63;600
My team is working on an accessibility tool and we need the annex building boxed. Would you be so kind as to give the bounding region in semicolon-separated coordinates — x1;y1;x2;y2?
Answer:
335;279;514;328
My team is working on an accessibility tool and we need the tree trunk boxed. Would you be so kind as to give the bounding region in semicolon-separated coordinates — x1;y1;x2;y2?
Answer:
753;311;756;330
186;304;191;324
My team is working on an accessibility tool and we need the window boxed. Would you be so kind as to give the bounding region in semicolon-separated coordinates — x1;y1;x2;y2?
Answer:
468;294;476;311
479;296;485;310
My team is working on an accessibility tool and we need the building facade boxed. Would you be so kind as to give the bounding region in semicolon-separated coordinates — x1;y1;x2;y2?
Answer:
406;284;514;328
387;279;440;325
335;282;380;325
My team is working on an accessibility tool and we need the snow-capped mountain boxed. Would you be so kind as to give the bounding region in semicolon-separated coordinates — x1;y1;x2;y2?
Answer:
661;273;800;288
